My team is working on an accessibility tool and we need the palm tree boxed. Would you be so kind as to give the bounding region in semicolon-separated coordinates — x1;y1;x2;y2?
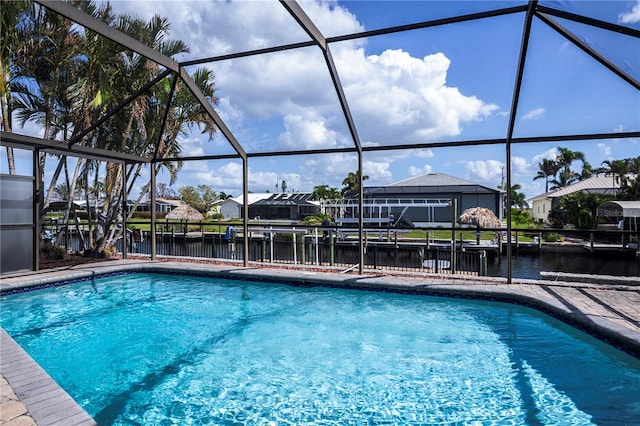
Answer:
626;156;640;200
312;184;341;200
341;170;369;196
510;184;528;209
0;0;31;175
6;0;218;254
553;147;586;188
533;158;559;193
580;161;594;180
9;2;86;216
598;159;630;190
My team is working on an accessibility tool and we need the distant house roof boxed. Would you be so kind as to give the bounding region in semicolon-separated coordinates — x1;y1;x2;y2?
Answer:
364;172;501;195
251;193;318;206
227;193;272;205
529;175;621;202
138;198;183;207
155;198;183;206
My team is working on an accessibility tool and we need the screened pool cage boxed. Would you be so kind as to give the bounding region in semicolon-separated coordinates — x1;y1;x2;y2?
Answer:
1;0;638;280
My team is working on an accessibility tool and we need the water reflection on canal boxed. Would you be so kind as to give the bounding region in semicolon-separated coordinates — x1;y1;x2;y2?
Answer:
489;253;640;280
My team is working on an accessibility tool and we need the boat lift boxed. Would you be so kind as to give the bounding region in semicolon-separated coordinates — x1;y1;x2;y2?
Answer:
321;198;452;226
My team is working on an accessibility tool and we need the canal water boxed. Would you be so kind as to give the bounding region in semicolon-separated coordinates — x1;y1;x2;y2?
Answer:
489;253;640;280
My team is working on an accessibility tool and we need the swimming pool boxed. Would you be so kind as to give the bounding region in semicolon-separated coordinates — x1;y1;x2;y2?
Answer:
1;272;639;425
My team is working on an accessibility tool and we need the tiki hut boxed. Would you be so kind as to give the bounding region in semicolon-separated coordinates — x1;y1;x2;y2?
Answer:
165;205;204;232
457;207;502;244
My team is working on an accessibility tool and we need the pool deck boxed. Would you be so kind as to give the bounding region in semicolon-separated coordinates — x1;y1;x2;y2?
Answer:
1;259;639;425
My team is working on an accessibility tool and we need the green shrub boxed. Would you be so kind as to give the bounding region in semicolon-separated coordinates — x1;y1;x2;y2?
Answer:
301;212;332;226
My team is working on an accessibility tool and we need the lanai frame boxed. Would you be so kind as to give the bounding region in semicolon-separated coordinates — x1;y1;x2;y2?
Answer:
1;0;639;282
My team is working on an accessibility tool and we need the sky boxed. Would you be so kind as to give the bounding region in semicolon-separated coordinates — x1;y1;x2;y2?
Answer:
3;0;639;200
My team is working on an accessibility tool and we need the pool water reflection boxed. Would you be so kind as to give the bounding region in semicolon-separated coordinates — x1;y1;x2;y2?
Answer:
1;273;639;425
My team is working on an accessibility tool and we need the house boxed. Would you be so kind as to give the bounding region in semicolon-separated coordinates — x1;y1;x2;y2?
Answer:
248;193;320;220
529;175;622;223
346;172;504;225
219;193;272;219
136;198;183;215
46;199;139;216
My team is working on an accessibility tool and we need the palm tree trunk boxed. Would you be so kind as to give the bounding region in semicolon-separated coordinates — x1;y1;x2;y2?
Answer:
42;157;65;211
1;99;16;175
4;146;16;175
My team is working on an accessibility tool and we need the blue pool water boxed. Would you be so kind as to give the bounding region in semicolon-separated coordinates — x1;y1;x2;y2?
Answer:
1;273;640;425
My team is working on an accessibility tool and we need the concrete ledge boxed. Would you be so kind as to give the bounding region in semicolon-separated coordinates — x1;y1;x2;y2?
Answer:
540;271;640;286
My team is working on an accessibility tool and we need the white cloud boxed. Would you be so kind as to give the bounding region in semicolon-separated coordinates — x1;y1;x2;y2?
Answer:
463;159;503;182
175;161;244;195
298;0;365;36
598;142;612;160
278;112;344;149
413;149;435;158
216;97;244;125
619;0;640;24
109;0;499;153
521;107;545;120
532;148;558;164
362;160;393;185
338;48;498;144
511;156;530;176
408;164;433;176
112;1;312;59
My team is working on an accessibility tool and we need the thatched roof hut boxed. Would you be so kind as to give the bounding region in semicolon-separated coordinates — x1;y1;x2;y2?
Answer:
165;205;204;221
457;207;502;244
457;207;502;228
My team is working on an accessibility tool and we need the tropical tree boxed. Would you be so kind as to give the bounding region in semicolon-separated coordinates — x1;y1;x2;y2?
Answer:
533;158;559;193
157;183;178;199
0;0;31;174
603;156;640;201
558;192;615;229
341;170;369;197
53;183;71;201
598;159;630;189
7;1;218;256
551;147;586;188
509;184;528;209
311;184;341;201
179;185;218;214
579;161;594;180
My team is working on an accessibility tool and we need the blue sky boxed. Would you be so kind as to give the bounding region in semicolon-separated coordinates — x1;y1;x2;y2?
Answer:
3;0;639;200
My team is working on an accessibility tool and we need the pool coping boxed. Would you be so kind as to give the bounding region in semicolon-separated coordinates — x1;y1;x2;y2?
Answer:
1;259;639;425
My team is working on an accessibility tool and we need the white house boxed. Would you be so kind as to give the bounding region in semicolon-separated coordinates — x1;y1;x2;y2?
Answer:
219;193;272;219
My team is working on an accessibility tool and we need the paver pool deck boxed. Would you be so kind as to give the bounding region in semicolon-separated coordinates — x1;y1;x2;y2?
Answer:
1;259;639;425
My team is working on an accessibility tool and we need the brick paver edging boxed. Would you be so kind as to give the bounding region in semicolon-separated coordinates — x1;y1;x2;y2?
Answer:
0;329;97;426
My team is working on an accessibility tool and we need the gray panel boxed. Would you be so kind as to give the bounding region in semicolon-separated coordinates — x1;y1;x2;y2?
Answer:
1;175;34;273
0;175;33;225
1;226;33;273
